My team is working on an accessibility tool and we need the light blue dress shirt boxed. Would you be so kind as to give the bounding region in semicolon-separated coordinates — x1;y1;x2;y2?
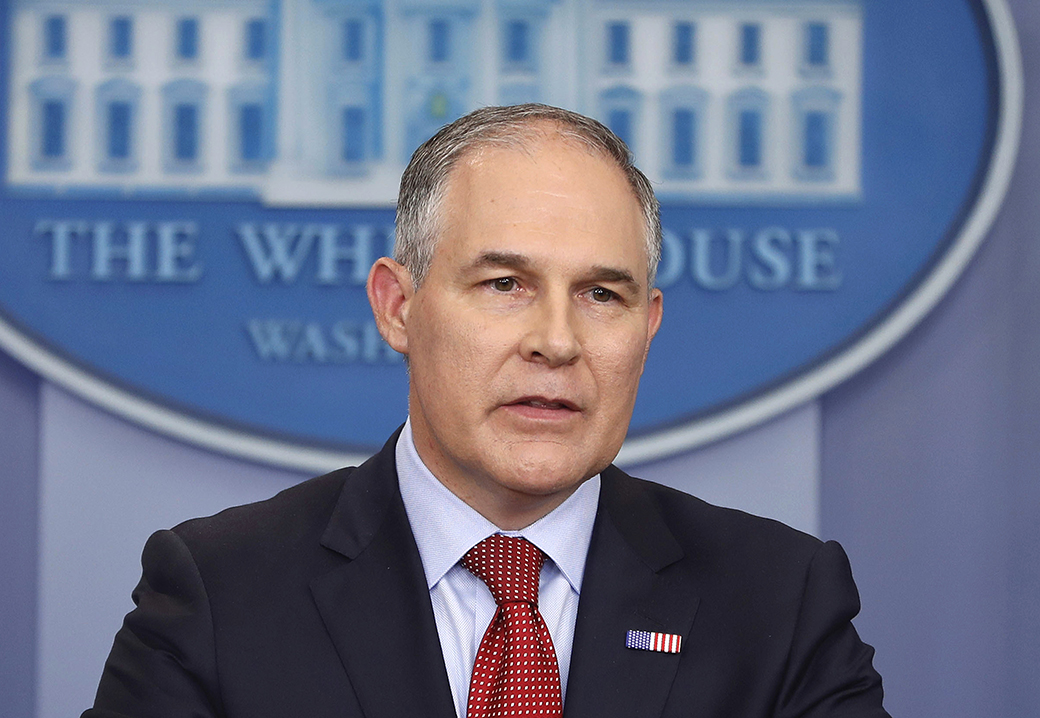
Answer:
396;419;600;718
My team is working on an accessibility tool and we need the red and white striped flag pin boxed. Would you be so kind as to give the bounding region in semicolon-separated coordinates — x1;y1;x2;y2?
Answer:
625;629;682;654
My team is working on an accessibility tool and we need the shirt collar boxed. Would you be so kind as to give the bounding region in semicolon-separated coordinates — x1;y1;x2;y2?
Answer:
396;418;600;594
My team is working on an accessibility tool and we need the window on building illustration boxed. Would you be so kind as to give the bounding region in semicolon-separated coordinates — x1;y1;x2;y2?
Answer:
804;111;828;168
31;76;76;169
110;16;133;60
343;19;364;62
239;103;263;162
728;89;768;178
229;83;272;171
673;22;695;66
31;77;77;168
245;19;266;61
429;92;449;119
97;80;140;171
806;22;829;68
177;18;199;60
607;22;629;66
739;109;762;167
429;20;450;63
792;87;839;180
739;23;761;66
342;107;366;162
107;102;131;159
608;109;632;148
44;16;67;60
601;87;640;154
505;20;529;64
174;104;198;161
661;87;706;178
42;100;66;158
672;108;696;168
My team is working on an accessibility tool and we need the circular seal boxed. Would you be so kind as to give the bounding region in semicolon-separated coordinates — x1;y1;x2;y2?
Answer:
0;0;1023;470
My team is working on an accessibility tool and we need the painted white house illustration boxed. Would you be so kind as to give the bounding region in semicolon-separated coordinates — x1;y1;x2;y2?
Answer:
6;0;862;205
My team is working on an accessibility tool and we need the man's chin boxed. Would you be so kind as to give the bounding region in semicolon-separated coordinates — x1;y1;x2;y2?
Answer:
496;447;606;496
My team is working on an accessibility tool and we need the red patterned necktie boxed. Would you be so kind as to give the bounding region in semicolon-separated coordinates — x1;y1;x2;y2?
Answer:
461;534;563;718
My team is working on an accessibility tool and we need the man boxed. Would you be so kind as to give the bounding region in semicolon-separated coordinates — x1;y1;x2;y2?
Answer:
85;104;889;717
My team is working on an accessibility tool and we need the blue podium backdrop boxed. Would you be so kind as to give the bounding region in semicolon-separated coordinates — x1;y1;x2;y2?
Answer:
0;0;1020;468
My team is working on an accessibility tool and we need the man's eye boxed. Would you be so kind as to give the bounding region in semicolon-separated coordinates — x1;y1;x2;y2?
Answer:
491;277;517;292
589;287;616;303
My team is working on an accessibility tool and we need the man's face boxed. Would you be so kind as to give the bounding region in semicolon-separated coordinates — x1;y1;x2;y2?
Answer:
376;135;662;528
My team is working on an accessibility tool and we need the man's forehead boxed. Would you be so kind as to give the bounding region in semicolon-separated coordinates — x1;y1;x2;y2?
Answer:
424;126;649;284
437;209;649;293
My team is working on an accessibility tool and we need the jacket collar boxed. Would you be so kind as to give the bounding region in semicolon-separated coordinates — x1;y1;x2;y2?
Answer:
311;429;458;718
563;465;701;718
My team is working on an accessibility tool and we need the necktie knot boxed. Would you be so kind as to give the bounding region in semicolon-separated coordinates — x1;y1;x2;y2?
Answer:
462;534;545;606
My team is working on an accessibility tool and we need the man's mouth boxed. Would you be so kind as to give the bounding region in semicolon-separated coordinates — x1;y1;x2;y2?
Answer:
509;396;580;412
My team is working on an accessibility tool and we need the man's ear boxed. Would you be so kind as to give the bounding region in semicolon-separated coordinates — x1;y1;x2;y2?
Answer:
644;287;663;361
367;257;414;355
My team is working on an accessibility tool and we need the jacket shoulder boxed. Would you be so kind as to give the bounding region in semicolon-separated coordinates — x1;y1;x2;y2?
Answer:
603;467;826;580
169;467;357;573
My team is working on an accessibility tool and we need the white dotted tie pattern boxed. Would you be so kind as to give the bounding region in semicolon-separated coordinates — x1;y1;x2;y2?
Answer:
462;534;563;718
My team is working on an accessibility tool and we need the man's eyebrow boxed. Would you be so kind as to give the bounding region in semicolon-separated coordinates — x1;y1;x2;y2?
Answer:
587;266;639;290
469;252;642;291
470;251;533;272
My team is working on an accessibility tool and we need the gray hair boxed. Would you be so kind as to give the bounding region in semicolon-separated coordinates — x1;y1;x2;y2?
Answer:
395;103;662;289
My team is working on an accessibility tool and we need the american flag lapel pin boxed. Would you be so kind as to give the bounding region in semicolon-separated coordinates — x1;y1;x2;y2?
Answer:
625;629;682;654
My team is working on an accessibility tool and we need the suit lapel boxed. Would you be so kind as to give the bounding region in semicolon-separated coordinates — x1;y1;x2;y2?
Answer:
309;433;457;718
564;466;700;718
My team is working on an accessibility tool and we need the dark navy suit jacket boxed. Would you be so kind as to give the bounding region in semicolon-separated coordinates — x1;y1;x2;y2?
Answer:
84;431;890;717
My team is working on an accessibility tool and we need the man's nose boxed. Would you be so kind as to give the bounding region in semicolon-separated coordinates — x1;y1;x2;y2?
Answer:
519;293;581;367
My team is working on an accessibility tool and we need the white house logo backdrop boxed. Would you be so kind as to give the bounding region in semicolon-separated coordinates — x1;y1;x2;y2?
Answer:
0;0;1021;469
